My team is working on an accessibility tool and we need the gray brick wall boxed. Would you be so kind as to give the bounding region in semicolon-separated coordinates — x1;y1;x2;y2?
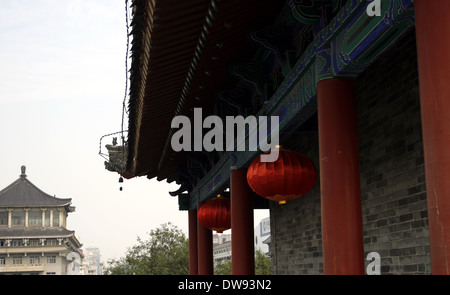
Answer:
357;29;430;274
269;133;322;275
269;30;431;274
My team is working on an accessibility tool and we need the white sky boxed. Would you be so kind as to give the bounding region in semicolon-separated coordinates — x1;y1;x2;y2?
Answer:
0;0;268;263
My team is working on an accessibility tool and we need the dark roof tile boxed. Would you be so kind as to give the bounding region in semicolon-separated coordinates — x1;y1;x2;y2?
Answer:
0;227;75;238
0;168;72;208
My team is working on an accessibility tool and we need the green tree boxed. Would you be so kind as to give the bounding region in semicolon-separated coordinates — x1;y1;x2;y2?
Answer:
214;259;232;275
255;249;271;275
103;222;189;275
214;250;271;275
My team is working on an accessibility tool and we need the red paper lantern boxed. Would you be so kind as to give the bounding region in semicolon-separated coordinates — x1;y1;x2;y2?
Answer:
246;149;317;204
198;196;231;233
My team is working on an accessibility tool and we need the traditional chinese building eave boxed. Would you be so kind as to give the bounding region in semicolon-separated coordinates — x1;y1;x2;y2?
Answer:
106;0;415;209
112;0;284;180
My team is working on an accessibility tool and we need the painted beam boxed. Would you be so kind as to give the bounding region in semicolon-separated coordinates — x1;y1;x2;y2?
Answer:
186;0;415;209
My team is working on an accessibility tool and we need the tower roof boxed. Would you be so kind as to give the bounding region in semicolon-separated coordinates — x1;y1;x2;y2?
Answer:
0;166;72;208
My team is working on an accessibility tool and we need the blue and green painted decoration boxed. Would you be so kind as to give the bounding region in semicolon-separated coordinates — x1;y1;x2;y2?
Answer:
185;0;415;210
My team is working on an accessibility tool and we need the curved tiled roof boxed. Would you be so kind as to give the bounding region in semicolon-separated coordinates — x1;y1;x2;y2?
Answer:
0;167;72;208
0;227;83;249
0;227;75;238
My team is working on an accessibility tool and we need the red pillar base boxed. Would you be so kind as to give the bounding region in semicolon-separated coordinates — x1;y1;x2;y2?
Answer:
231;168;255;275
318;78;365;275
188;209;198;275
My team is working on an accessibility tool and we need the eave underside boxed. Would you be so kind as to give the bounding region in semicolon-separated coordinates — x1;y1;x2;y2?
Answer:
106;0;416;209
125;0;284;179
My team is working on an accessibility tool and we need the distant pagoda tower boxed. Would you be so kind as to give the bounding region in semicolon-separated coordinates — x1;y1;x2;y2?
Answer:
0;166;83;275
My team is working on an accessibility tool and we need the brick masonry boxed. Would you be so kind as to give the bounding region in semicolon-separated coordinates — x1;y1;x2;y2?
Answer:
269;29;431;274
270;133;322;275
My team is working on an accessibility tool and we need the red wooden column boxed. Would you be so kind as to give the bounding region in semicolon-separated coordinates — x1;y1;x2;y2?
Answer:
197;202;213;275
230;168;255;275
415;0;450;275
188;209;198;275
317;78;365;275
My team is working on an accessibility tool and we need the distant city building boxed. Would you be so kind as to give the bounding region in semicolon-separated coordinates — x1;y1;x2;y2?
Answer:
81;246;102;275
254;217;270;254
213;233;231;245
0;166;83;275
212;217;271;268
213;233;231;266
